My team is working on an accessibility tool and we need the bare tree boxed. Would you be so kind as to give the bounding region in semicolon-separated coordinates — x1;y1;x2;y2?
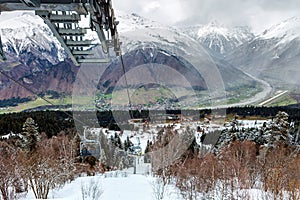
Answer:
18;135;76;199
285;154;300;200
81;178;103;200
175;158;201;200
0;142;18;200
151;177;168;200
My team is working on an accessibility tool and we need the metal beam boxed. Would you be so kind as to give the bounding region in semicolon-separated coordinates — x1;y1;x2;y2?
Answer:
77;58;111;63
58;28;87;36
36;10;80;66
50;13;81;22
84;3;109;54
0;0;87;3
66;39;94;46
72;50;94;55
0;2;88;14
20;0;41;7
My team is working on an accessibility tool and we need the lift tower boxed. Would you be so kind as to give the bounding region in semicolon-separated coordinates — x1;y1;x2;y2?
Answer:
0;0;120;66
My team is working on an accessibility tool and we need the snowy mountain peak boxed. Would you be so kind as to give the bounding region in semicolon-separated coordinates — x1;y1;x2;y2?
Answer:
116;10;162;33
260;16;300;41
0;11;45;29
0;11;65;63
181;23;255;55
197;23;230;39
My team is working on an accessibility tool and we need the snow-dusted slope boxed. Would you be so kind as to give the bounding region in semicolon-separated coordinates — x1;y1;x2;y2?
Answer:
0;11;65;65
225;16;300;88
0;11;262;104
116;11;162;33
0;11;166;64
261;17;300;42
0;11;254;63
181;22;255;55
0;11;77;100
115;11;188;54
101;19;261;104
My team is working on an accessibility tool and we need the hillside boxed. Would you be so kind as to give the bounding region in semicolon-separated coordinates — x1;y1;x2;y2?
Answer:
225;17;300;90
0;11;263;109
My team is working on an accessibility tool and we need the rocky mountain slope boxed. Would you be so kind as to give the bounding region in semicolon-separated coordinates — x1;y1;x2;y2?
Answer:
225;17;300;89
0;11;71;101
0;11;65;66
181;22;255;55
99;14;260;98
0;11;261;105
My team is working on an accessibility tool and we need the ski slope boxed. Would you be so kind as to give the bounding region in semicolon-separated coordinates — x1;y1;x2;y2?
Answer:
19;169;272;200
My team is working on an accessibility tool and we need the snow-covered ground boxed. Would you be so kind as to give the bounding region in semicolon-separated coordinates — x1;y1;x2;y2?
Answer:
2;119;269;149
0;132;21;139
20;162;181;200
22;173;156;200
18;168;277;200
6;119;281;200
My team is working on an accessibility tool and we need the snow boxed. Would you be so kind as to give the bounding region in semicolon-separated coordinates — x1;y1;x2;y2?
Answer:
21;173;141;200
0;11;65;62
0;10;182;62
18;168;275;200
0;10;196;59
20;172;181;200
260;17;300;43
57;174;152;200
0;9;299;66
118;25;205;59
180;23;255;54
197;22;230;40
4;119;282;200
160;51;171;57
116;11;162;33
0;11;45;29
236;119;270;128
87;119;269;155
18;147;178;200
0;132;20;139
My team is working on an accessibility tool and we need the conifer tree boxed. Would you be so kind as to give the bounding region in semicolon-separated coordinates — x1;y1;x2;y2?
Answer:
263;111;290;146
19;118;40;153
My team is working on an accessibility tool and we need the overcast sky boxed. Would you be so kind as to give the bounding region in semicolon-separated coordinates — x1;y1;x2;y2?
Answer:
113;0;300;33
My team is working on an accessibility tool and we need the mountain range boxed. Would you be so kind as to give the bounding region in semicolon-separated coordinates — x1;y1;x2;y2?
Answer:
182;22;255;55
225;17;300;90
0;11;300;107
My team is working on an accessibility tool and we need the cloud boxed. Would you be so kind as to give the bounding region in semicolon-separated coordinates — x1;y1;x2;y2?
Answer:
143;1;160;13
113;0;186;24
113;0;300;33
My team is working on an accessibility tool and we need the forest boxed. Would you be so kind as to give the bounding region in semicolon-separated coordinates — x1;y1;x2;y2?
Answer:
2;106;300;137
1;106;300;199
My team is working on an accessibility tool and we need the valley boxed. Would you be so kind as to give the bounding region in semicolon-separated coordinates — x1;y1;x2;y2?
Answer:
1;12;300;112
1;1;300;200
0;11;274;112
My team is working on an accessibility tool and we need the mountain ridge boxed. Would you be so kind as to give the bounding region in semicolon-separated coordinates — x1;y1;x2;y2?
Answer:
1;11;298;107
181;23;255;55
225;16;300;90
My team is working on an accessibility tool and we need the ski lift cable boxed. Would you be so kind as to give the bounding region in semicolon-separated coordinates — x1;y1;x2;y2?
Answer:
120;53;133;118
0;68;87;126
